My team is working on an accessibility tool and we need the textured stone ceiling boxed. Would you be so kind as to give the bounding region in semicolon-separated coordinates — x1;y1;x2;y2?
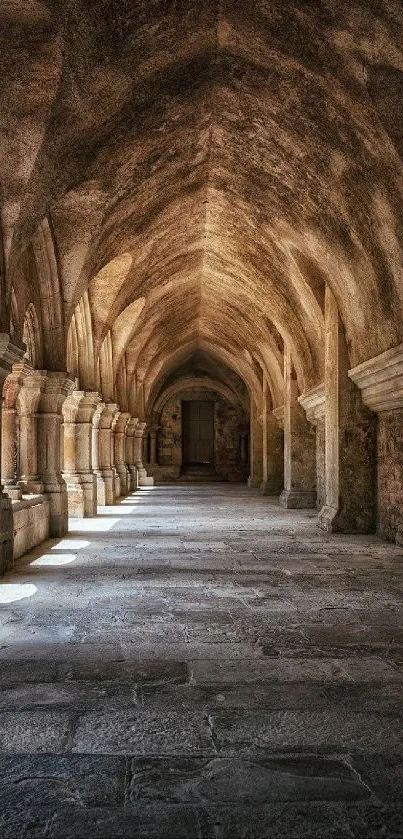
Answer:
2;0;403;401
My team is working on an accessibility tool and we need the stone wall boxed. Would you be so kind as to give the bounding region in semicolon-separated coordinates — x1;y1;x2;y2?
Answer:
154;390;248;481
12;494;50;561
316;418;325;511
377;409;403;545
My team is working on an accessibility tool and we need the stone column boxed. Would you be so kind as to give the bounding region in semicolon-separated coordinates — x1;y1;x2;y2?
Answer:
97;403;119;505
111;411;121;499
92;401;105;506
318;287;376;533
298;385;325;511
0;337;25;574
62;391;100;517
125;417;138;490
260;378;284;496
37;372;75;536
114;411;131;496
240;432;248;465
247;399;263;488
149;426;159;466
279;346;316;508
134;422;154;486
16;371;47;494
1;363;32;499
349;343;403;544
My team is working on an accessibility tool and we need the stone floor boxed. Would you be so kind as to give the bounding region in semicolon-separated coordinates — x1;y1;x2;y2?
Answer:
1;484;403;838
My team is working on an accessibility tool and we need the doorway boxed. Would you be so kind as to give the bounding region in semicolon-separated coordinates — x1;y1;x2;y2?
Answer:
182;400;214;465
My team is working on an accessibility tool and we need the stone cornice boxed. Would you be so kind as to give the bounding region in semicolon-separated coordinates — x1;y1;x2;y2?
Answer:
349;344;403;412
298;384;325;424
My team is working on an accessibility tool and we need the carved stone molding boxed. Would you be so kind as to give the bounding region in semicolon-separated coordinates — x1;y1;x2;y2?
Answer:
298;384;325;425
349;344;403;412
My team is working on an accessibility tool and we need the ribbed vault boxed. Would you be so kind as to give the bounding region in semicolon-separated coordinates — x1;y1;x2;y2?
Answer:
2;0;403;408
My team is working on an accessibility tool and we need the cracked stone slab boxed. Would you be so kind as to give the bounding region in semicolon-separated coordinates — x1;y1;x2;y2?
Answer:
0;755;127;807
127;755;370;803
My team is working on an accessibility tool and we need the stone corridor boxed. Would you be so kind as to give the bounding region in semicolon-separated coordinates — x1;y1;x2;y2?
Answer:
0;484;403;838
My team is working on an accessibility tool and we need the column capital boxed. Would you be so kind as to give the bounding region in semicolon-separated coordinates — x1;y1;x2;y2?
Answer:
62;390;101;423
349;343;403;412
99;402;119;427
38;372;76;414
126;416;139;436
92;401;106;428
298;384;325;425
114;411;131;434
16;370;49;415
134;421;147;437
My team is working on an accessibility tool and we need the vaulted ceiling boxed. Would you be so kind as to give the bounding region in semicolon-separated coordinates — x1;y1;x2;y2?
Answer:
2;0;403;408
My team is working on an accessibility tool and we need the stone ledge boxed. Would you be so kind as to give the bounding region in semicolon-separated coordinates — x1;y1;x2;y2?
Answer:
349;344;403;412
298;384;325;424
12;493;49;512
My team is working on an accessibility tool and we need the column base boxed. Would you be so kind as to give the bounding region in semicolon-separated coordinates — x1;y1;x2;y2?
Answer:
318;504;338;532
116;466;130;496
248;475;262;488
128;465;138;491
112;468;121;500
18;480;45;494
137;467;154;487
0;494;13;575
63;473;97;518
96;469;114;506
4;484;22;501
41;478;69;536
279;489;317;509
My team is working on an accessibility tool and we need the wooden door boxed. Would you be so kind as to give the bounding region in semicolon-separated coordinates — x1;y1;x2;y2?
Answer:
182;401;214;464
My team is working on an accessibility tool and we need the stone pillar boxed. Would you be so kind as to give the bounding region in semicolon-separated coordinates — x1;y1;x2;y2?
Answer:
114;411;131;496
0;337;26;574
149;426;159;466
134;422;154;486
62;391;100;517
349;343;403;544
279;347;316;509
111;411;121;499
37;373;74;537
318;288;376;533
240;432;248;465
125;417;138;490
16;371;47;494
97;403;119;505
298;385;326;511
92;401;105;506
260;378;284;496
247;399;263;488
2;364;32;500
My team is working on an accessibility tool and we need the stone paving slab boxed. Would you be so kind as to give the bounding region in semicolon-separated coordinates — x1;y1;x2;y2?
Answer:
1;485;403;837
127;755;370;803
209;709;403;754
72;710;216;755
0;711;72;753
0;754;127;806
190;656;403;684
